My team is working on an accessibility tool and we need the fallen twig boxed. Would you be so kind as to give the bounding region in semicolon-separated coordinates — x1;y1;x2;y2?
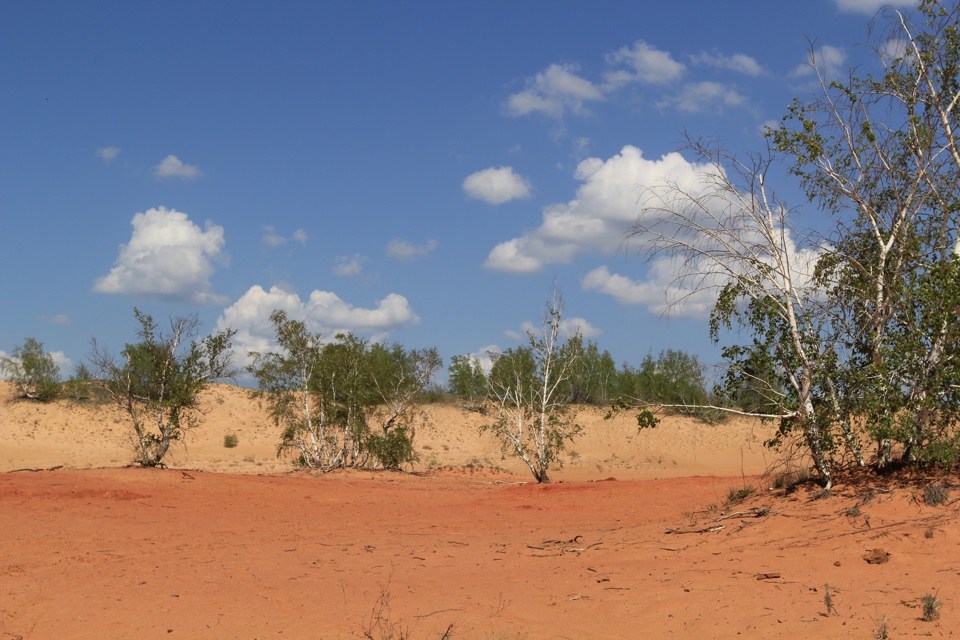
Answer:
665;525;725;534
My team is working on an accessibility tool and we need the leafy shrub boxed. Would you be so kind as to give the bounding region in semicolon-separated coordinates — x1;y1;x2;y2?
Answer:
223;433;239;448
365;426;417;470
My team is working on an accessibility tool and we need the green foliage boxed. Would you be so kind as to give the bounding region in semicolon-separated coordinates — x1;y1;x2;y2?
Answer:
248;310;439;472
447;354;487;408
223;433;239;448
89;309;236;468
364;426;417;470
1;337;61;401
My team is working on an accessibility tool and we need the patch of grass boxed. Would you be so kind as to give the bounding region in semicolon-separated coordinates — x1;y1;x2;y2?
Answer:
921;593;942;621
725;485;756;507
924;483;949;507
875;613;888;640
223;433;239;448
772;466;811;492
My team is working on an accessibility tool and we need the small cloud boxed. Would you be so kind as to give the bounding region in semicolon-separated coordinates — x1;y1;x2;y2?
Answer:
96;146;120;163
790;44;846;80
262;225;287;247
833;0;911;14
334;254;367;277
40;314;70;325
386;238;438;260
154;154;202;180
262;226;309;247
690;51;764;76
504;63;604;118
463;166;532;204
657;81;747;113
518;317;601;340
603;40;685;90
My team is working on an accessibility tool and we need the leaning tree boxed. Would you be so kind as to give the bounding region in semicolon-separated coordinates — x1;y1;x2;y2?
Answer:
89;309;236;468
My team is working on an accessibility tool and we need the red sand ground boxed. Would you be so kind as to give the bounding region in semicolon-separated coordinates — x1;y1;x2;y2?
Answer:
2;382;959;639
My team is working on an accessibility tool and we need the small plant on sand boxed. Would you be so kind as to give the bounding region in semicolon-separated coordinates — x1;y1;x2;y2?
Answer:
223;433;239;448
875;613;889;640
924;483;949;507
725;485;755;508
823;583;834;615
925;528;935;539
921;593;942;621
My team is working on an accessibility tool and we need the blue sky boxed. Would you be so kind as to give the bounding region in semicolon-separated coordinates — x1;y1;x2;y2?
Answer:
0;0;912;383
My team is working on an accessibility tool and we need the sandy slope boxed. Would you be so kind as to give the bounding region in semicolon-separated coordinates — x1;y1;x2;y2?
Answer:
2;382;958;639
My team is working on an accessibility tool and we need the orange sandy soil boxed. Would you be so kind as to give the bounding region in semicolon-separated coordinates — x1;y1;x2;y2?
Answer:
1;382;958;639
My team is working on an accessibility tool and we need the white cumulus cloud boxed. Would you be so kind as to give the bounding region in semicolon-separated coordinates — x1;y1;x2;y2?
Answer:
154;154;202;180
603;40;686;90
505;63;604;118
485;145;712;273
93;206;228;304
216;285;421;362
463;166;532;204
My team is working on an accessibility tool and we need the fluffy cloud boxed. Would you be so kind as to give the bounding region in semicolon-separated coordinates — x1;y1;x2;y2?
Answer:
154;154;202;180
386;238;438;260
581;264;719;319
93;206;228;304
485;145;711;273
657;81;747;113
96;146;120;162
690;51;764;76
463;166;532;204
216;285;421;360
504;63;604;118
603;40;686;90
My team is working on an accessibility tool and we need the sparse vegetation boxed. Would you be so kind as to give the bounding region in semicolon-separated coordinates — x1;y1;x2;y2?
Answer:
823;583;834;615
875;613;889;640
725;485;755;508
921;593;942;622
924;483;949;507
223;433;239;448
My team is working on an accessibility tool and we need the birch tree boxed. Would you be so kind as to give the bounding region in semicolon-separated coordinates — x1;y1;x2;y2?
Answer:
483;290;582;483
89;309;236;468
